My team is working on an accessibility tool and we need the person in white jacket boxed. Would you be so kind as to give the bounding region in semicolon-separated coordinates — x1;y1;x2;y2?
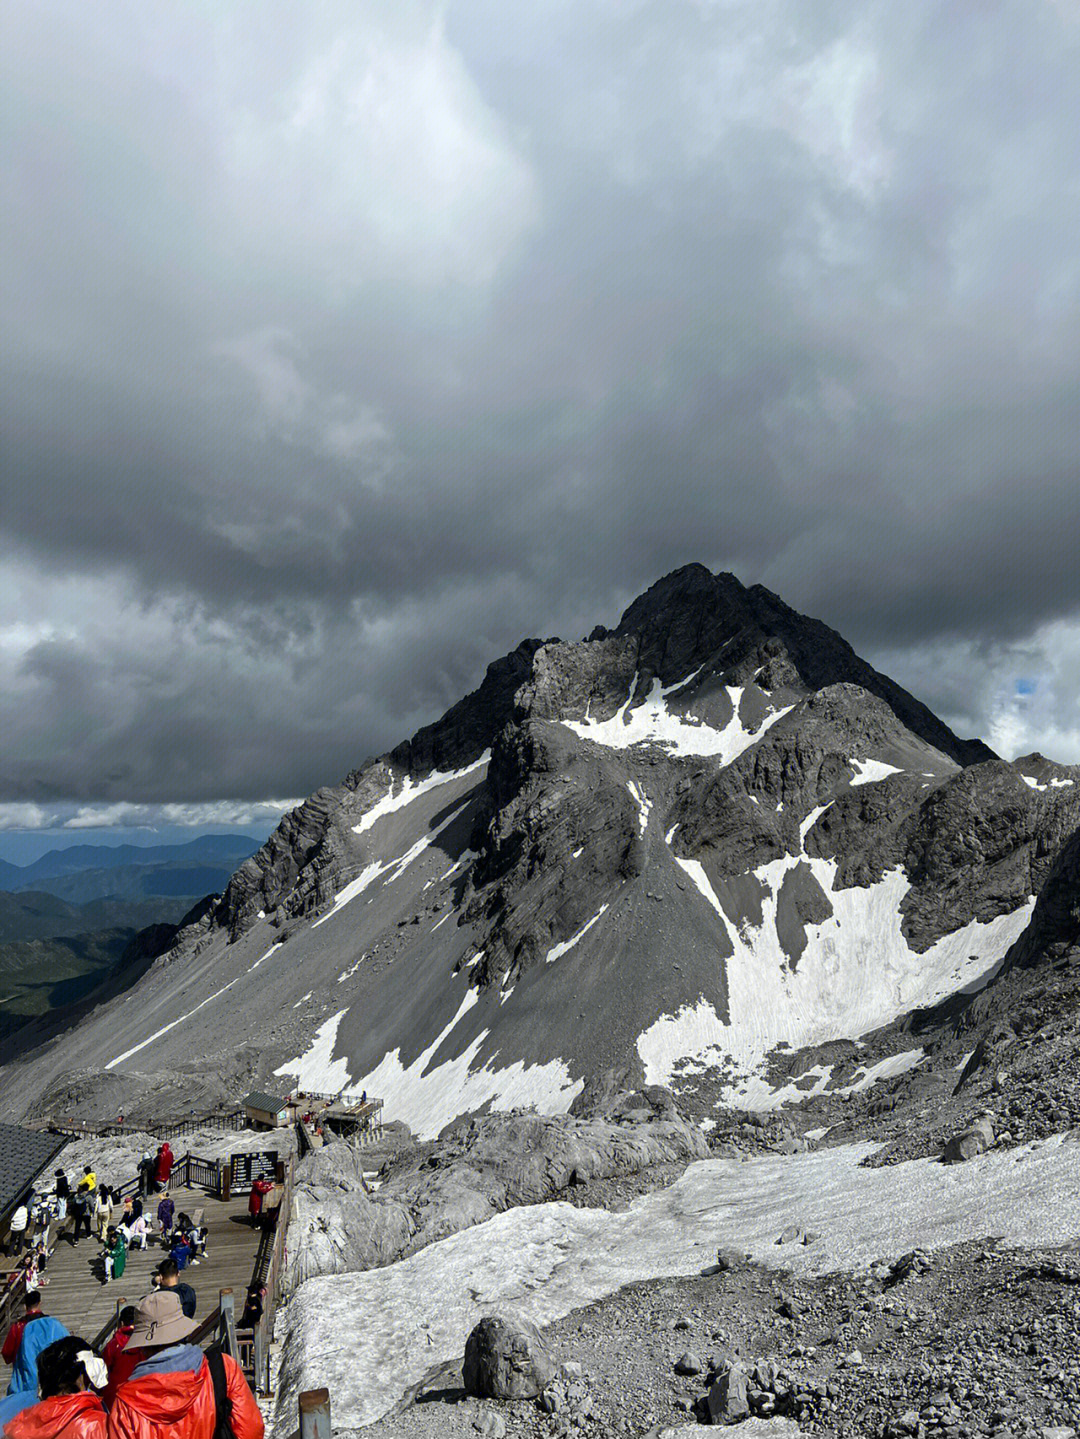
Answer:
119;1213;149;1249
6;1201;29;1256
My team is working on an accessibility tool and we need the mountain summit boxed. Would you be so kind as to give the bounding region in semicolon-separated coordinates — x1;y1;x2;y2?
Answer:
4;566;1078;1137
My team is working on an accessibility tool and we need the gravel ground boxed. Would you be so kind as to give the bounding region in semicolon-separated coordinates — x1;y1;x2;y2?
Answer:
360;1235;1080;1439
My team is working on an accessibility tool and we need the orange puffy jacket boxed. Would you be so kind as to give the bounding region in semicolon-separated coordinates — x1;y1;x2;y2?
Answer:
4;1392;107;1439
106;1353;262;1439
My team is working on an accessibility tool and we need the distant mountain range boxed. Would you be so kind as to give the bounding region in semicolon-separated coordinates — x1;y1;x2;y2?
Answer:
0;834;259;905
0;835;259;1046
0;834;260;886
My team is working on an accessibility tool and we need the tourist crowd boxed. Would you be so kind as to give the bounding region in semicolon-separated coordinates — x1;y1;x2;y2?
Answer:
1;1144;267;1439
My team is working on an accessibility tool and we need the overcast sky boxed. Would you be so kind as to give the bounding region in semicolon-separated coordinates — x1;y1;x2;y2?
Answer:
3;0;1080;836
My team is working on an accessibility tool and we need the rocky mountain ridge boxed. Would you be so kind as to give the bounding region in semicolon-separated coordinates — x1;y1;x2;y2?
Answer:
3;565;1078;1143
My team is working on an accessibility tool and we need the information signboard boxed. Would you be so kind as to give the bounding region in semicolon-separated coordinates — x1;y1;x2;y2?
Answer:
229;1149;279;1192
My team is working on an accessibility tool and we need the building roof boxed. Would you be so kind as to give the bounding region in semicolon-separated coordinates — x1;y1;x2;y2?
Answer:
242;1091;288;1113
0;1124;68;1227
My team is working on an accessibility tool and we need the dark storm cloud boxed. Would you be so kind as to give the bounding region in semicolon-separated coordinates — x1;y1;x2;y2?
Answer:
3;0;1080;808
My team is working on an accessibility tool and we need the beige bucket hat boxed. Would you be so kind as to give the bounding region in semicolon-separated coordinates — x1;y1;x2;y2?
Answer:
127;1290;197;1348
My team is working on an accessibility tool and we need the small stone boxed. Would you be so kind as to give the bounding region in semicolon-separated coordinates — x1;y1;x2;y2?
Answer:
673;1351;703;1376
473;1412;507;1439
777;1224;802;1244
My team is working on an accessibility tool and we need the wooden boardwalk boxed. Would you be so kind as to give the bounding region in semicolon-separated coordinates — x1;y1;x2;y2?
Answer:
36;1185;264;1345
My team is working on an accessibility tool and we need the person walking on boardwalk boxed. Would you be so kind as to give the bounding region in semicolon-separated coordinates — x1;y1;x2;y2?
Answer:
136;1156;154;1199
92;1188;113;1242
69;1190;91;1246
0;1335;107;1437
153;1145;173;1193
5;1204;28;1258
154;1197;173;1245
105;1292;263;1439
2;1293;68;1398
51;1174;69;1223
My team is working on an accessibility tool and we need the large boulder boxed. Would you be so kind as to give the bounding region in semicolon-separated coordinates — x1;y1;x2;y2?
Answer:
942;1112;995;1164
462;1314;553;1400
707;1362;750;1424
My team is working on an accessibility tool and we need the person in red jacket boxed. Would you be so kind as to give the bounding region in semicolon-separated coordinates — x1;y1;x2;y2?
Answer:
246;1179;273;1229
153;1145;173;1192
105;1292;262;1439
1;1292;43;1368
99;1311;135;1411
1;1334;107;1439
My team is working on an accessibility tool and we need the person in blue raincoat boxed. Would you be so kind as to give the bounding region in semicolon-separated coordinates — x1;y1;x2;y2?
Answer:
4;1291;68;1396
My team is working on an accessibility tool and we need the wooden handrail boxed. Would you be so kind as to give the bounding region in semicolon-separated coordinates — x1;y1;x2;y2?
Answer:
246;1149;295;1393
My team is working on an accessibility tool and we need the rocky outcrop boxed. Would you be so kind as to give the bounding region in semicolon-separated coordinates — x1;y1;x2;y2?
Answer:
286;1093;707;1288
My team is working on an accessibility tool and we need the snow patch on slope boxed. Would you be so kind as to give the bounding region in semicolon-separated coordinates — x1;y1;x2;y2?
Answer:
274;1009;352;1093
1021;775;1075;791
313;801;470;929
351;753;489;834
545;905;609;964
275;1132;1080;1432
563;676;793;761
627;780;651;835
639;853;1035;1106
850;758;903;786
348;985;583;1140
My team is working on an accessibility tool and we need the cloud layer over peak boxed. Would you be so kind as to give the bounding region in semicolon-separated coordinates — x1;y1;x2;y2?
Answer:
3;0;1080;807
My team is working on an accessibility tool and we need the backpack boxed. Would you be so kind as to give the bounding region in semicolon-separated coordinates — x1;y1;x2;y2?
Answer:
205;1347;235;1439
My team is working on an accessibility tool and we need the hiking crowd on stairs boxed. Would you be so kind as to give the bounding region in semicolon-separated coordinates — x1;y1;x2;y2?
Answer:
1;1144;264;1439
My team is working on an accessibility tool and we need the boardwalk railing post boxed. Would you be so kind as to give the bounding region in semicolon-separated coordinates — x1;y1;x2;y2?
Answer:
299;1389;330;1439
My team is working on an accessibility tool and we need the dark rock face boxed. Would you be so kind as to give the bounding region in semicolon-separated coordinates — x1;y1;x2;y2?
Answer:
612;566;990;767
215;639;544;939
217;566;998;951
989;822;1080;976
462;1315;553;1400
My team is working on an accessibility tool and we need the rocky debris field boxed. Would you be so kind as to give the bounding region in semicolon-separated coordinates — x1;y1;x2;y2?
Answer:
360;1235;1080;1439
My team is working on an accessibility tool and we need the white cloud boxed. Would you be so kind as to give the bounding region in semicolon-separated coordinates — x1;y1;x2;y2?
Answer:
0;803;53;832
222;3;539;291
